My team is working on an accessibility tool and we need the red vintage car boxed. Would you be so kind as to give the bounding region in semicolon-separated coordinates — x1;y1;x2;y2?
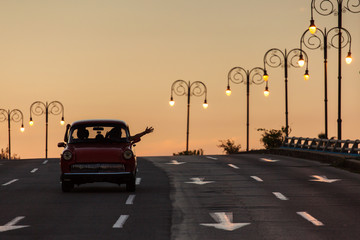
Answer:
58;119;150;192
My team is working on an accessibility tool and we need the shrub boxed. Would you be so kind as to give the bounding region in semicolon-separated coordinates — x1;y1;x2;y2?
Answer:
257;127;288;149
217;139;241;154
173;149;204;156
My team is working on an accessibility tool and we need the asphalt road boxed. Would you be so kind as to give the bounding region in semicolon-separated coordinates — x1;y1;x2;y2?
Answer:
1;153;360;239
0;158;171;240
146;154;360;240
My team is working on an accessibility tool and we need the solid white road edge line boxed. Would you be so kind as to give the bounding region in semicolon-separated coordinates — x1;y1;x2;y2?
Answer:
297;211;324;226
272;192;289;200
251;176;263;182
2;179;19;186
228;164;239;169
113;215;129;228
31;168;38;173
126;195;136;205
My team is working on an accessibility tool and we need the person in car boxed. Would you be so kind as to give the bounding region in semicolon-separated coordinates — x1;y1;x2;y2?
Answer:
106;126;154;142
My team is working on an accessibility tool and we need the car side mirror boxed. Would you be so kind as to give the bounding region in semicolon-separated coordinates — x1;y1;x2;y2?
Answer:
58;142;66;148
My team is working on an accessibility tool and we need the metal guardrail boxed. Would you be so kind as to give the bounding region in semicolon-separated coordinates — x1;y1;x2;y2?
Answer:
282;137;360;155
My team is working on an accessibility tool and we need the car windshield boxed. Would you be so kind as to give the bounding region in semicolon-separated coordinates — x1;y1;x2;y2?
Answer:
69;124;129;144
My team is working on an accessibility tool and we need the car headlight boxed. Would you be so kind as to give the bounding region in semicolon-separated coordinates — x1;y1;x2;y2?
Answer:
63;150;73;161
123;150;133;160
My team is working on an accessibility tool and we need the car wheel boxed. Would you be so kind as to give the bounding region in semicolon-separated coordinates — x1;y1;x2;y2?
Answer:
61;181;74;192
126;178;136;192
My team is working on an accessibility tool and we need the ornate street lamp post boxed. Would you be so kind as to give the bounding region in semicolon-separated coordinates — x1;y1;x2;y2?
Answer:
300;26;352;139
226;67;268;151
263;48;310;136
169;80;208;153
0;109;24;159
309;0;359;139
29;101;65;159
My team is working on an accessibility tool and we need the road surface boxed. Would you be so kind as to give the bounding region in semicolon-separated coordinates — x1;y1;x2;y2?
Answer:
1;153;360;239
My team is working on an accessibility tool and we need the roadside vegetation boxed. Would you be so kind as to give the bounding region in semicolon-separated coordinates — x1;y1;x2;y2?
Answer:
0;147;20;159
173;149;204;156
257;127;288;149
217;139;241;154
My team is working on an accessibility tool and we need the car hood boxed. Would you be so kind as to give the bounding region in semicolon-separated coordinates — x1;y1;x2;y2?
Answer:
72;146;126;163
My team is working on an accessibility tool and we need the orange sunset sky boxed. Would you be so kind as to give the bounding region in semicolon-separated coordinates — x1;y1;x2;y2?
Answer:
0;0;359;159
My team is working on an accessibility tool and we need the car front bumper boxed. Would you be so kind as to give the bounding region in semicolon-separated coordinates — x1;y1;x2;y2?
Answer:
61;172;135;185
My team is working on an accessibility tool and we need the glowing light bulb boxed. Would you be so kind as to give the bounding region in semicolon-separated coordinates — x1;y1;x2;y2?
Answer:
304;70;310;81
298;55;305;67
225;86;231;96
264;87;270;97
20;125;25;132
263;72;269;82
345;52;352;64
29;120;34;126
309;20;316;34
203;100;208;109
169;100;175;107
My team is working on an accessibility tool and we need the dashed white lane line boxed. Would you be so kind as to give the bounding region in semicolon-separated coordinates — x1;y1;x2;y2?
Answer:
251;176;263;182
113;215;129;228
2;179;19;186
42;160;48;165
228;164;239;169
272;192;289;200
30;168;38;173
297;212;324;226
206;156;218;160
126;195;136;205
135;178;141;185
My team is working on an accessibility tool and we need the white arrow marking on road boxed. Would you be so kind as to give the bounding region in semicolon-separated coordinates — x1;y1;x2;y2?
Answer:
0;216;30;232
260;157;279;162
185;177;214;185
166;160;186;165
309;175;340;183
2;179;19;186
113;215;129;228
200;212;250;231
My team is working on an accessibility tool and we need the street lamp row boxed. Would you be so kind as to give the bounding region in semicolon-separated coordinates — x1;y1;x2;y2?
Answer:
0;109;25;159
169;80;208;153
29;101;65;159
0;101;65;160
308;0;359;140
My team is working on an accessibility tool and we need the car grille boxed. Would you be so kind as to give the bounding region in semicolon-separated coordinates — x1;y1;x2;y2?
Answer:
70;163;125;173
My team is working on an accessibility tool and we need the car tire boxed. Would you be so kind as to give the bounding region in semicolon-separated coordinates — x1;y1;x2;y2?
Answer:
126;178;136;192
62;181;74;192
